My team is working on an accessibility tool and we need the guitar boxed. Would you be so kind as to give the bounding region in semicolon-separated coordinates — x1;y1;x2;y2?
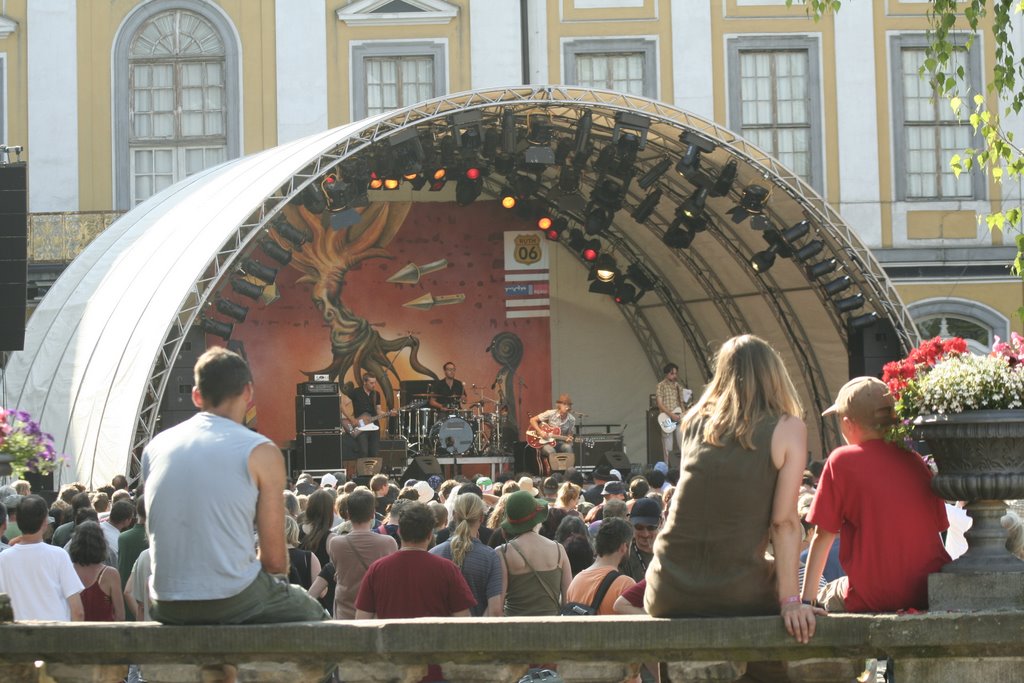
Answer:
526;424;575;449
346;399;425;435
657;407;683;434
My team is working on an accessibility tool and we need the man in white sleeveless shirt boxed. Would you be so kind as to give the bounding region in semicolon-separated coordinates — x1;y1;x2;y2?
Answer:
142;347;326;624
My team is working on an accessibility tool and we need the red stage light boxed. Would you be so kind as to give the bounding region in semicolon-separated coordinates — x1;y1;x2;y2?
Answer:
545;228;560;241
465;167;481;180
582;247;599;262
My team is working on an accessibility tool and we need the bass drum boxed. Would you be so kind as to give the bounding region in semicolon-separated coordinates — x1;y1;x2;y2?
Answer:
430;416;475;455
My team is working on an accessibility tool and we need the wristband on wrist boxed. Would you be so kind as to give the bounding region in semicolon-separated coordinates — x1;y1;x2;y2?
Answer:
780;595;801;606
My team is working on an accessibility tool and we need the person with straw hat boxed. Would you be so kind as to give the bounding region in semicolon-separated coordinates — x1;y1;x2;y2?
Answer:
495;490;572;616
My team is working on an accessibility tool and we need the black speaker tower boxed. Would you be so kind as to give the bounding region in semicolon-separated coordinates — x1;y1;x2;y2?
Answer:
401;455;442;482
848;317;902;379
0;163;27;352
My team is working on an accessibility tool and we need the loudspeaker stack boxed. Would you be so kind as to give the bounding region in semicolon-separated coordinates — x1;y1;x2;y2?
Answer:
0;163;27;352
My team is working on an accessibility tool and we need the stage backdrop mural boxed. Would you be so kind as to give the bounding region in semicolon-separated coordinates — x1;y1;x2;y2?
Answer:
225;199;554;452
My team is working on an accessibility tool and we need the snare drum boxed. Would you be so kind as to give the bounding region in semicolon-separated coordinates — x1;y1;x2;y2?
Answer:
430;416;475;455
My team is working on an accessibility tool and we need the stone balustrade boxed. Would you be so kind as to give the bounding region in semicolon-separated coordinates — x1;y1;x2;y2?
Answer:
2;610;1024;682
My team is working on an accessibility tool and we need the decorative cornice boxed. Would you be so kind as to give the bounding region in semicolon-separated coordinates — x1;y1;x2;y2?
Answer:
335;0;458;27
0;15;19;39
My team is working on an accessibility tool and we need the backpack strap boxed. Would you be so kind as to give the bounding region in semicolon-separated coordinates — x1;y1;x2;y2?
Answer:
589;570;621;613
508;539;561;609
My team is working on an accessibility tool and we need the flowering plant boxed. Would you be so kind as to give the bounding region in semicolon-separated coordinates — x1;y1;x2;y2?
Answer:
0;408;62;477
883;335;1024;446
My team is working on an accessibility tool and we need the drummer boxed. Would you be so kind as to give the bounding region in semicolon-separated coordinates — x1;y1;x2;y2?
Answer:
428;361;467;413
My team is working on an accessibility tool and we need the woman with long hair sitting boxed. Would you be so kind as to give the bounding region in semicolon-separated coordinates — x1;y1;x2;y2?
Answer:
430;493;504;616
646;335;822;661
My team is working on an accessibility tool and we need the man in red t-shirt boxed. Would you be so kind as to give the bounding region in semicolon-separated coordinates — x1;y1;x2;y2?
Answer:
801;377;950;612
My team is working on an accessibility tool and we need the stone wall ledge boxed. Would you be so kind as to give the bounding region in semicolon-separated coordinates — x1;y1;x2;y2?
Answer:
2;611;1024;667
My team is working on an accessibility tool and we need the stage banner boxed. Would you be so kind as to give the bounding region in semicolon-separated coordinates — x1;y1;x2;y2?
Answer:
503;231;550;319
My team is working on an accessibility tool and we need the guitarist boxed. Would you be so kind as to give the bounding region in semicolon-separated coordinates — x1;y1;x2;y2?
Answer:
529;393;576;475
342;374;392;458
655;363;691;466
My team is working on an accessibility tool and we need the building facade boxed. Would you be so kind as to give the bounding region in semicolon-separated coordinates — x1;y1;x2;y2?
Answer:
5;0;1018;362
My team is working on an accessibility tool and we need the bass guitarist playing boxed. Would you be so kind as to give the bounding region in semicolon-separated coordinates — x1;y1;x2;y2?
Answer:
655;362;692;467
342;374;396;459
528;393;576;475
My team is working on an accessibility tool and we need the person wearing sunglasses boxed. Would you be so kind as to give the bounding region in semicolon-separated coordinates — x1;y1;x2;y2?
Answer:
619;497;662;581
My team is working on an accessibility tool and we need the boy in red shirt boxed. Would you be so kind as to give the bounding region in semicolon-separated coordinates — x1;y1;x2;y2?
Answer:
801;377;950;611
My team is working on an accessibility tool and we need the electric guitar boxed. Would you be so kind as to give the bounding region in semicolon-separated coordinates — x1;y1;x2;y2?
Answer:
345;399;424;435
526;424;575;449
657;407;683;434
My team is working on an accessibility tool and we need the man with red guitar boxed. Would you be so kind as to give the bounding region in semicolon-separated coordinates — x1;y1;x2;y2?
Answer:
528;393;576;475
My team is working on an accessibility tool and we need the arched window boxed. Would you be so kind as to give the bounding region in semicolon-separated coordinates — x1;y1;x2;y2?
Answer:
113;1;240;209
908;298;1010;356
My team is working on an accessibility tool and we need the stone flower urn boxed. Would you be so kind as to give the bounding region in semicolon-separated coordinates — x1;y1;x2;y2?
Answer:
915;409;1024;573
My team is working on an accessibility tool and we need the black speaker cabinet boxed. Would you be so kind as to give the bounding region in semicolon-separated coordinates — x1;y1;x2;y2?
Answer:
595;450;632;473
296;395;341;432
848;317;901;379
576;434;627;469
401;455;442;481
0;163;27;352
302;432;343;472
547;452;575;472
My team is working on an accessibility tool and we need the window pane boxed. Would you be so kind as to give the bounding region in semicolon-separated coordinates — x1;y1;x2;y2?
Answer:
576;52;645;95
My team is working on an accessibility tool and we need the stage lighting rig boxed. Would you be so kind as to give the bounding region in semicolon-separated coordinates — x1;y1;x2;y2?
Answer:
626;263;656;292
823;275;853;296
589;279;617;296
631;188;662;224
524;112;556;165
614;281;640;304
675;131;716;178
807;258;838;279
710;158;738;197
574;110;593;155
261;239;292;266
558;165;581;193
836;294;865;313
726;184;771;224
612;112;650;154
594;254;619;282
272;216;308;249
216;299;249;323
545;217;568;241
301;184;327;213
749;229;794;274
388;127;425;175
680;188;708;221
637;157;671;190
199;317;233;340
230;277;264;300
848;312;880;330
451;110;483;151
240;258;277;286
662;223;695;249
796;240;824;261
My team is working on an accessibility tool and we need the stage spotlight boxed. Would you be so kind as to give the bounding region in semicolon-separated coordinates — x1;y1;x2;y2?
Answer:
451;110;483;150
614;281;639;304
795;240;824;261
626;263;656;292
750;248;777;273
502;109;518;154
594;254;619;282
663;223;695;249
574;110;593;154
500;188;517;209
455;176;482;205
525;144;555;166
301;184;327;213
568;228;586;251
807;259;837;279
555;138;574;165
464;166;482;181
589;279;617;295
750;215;773;232
428;167;447;191
261;239;292;266
546;217;567;240
581;240;601;262
368;172;384;190
824;275;853;296
240;258;277;285
537;215;553;231
847;312;880;330
545;228;561;241
199;317;233;340
558;165;581;193
594;145;617;174
710;158;738;197
612;111;650;153
783;220;811;242
836;293;865;313
726;184;771;223
230;277;264;300
388;127;425;175
680;188;708;220
585;205;614;235
216;299;249;323
526;114;554;144
632;188;662;224
638;157;671;190
321;174;348;210
482;126;500;159
272;217;308;249
675;131;716;177
383;178;400;190
408;174;428;191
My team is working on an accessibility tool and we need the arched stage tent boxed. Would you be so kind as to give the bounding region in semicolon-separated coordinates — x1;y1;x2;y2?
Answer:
1;86;917;488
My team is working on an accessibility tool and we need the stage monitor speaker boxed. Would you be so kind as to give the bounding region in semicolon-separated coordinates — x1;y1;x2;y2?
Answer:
0;163;27;352
576;434;626;468
848;317;902;379
595;449;631;473
296;394;341;432
356;457;383;476
302;432;343;472
401;455;441;482
547;452;575;472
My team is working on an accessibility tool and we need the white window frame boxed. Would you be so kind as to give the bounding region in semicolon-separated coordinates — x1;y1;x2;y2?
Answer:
112;0;241;210
563;38;658;100
726;35;824;193
890;33;985;202
350;41;447;121
908;297;1009;356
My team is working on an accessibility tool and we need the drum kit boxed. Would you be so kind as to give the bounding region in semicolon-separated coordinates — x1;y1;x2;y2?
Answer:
398;391;508;458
